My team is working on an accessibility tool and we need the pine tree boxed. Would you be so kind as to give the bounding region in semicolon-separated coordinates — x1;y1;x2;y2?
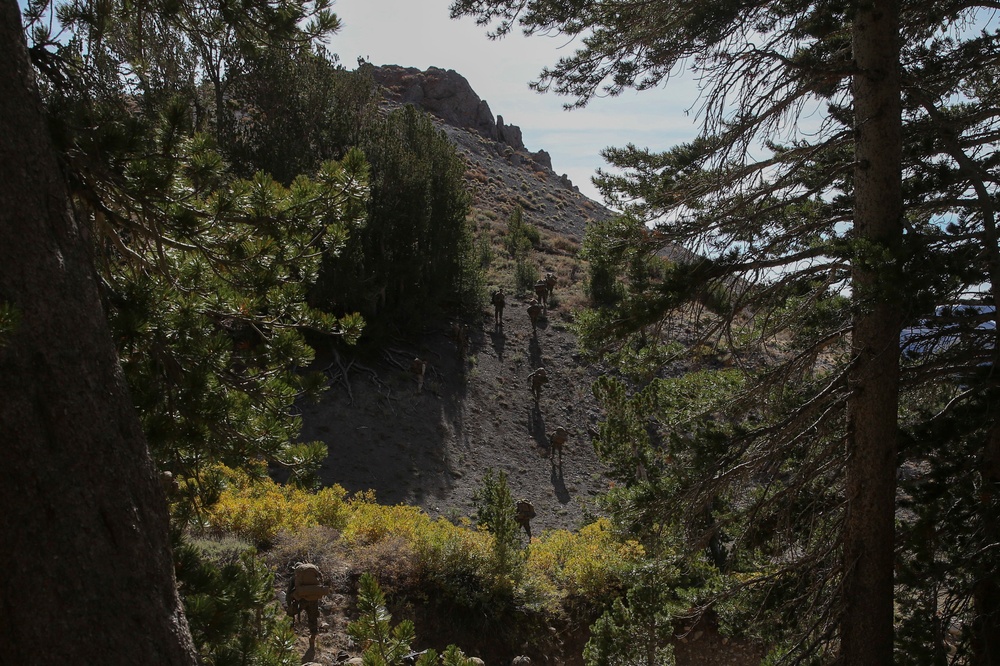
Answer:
225;47;381;184
473;468;526;589
447;0;930;661
1;1;197;659
23;0;369;499
583;572;677;666
347;573;442;666
347;573;473;666
314;104;481;339
174;540;296;665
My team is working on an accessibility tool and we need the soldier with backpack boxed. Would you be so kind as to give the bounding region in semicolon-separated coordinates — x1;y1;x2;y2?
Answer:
527;300;543;331
286;562;330;649
544;271;557;296
528;366;548;402
515;499;536;539
533;279;549;309
410;357;428;393
491;287;506;326
548;426;569;464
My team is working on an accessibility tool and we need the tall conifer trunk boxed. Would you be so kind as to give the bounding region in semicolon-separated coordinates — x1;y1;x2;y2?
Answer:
0;1;197;662
841;0;903;662
972;425;1000;663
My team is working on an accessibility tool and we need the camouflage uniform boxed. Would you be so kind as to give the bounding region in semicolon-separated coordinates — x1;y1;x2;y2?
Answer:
528;367;548;401
549;426;569;461
534;280;549;307
527;301;543;330
515;499;536;539
491;289;506;325
286;563;325;645
410;357;427;393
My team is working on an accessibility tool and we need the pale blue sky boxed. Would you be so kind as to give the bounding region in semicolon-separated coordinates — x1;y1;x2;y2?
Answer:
326;0;704;203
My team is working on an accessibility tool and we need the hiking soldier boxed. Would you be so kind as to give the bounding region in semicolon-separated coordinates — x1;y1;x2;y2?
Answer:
527;300;543;331
544;271;557;295
491;287;506;325
528;367;548;402
410;357;428;393
452;322;469;356
286;562;330;649
548;426;569;463
515;499;536;539
533;279;549;309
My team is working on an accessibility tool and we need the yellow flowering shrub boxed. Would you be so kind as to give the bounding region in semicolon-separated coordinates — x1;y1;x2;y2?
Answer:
342;494;496;595
528;518;645;599
208;473;646;616
207;467;349;545
342;495;431;547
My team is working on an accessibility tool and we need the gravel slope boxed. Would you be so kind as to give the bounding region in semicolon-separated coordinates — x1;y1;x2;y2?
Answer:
300;290;611;536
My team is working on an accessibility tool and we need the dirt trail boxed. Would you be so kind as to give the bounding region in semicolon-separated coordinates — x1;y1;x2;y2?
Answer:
299;292;611;535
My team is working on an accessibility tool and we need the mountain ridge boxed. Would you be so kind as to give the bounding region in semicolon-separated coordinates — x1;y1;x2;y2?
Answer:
368;64;614;243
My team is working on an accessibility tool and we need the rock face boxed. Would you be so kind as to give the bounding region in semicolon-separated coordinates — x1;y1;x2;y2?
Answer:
371;65;538;158
495;114;524;151
366;64;609;238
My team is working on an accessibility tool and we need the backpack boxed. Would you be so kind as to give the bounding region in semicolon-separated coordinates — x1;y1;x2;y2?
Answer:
492;290;505;306
516;500;536;521
291;563;329;601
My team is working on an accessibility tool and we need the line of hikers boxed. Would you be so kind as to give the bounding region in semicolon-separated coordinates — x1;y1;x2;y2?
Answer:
490;271;557;332
406;272;569;543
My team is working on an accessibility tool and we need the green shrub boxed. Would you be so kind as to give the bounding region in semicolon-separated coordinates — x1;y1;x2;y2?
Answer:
473;469;526;594
584;580;676;666
348;573;425;665
515;259;541;296
476;234;494;270
175;538;296;666
348;573;475;666
505;206;539;259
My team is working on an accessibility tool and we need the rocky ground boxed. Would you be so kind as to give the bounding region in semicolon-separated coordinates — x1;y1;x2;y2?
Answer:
300;290;608;535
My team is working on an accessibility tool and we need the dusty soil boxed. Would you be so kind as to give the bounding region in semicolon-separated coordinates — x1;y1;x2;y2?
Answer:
300;291;609;536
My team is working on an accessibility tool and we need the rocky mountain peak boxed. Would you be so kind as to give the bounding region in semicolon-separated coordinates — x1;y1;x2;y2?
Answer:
363;64;616;244
370;65;553;171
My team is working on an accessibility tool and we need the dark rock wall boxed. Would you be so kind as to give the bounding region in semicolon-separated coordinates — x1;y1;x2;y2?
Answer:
371;65;530;153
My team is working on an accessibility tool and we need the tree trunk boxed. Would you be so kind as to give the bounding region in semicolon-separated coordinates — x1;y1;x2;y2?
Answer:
972;425;1000;664
841;0;903;663
0;2;197;663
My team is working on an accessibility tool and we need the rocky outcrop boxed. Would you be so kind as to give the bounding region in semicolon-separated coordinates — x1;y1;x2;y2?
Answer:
370;65;533;156
495;114;524;152
530;148;553;171
368;64;592;205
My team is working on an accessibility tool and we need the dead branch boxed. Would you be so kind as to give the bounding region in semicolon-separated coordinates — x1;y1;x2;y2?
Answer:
324;349;354;405
354;361;397;413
